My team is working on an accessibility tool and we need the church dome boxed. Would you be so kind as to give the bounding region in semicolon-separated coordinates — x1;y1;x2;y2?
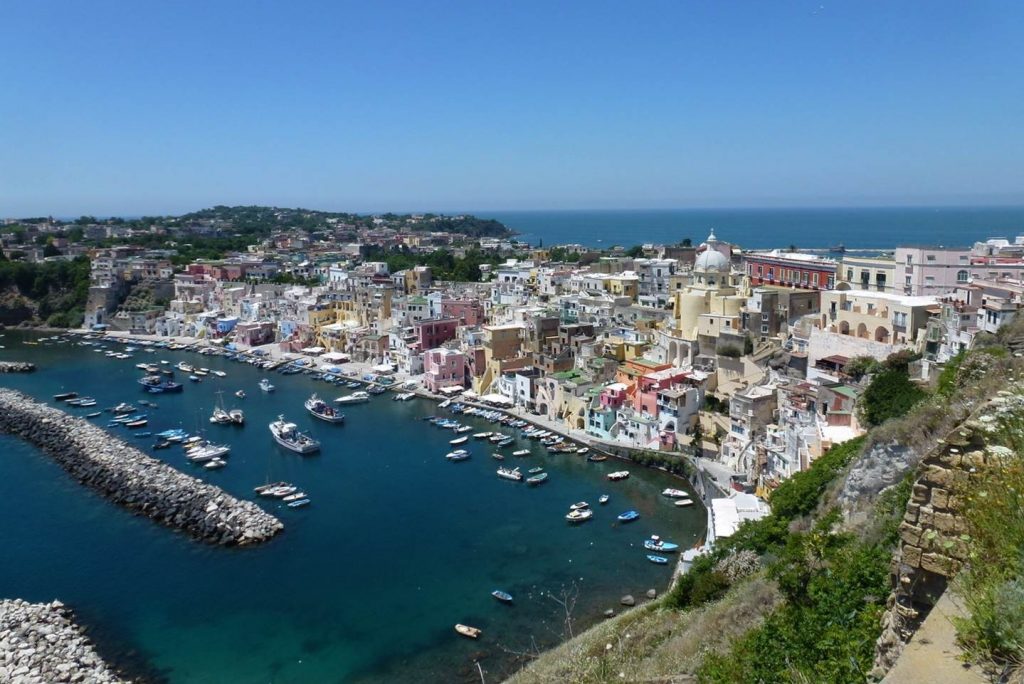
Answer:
694;247;729;273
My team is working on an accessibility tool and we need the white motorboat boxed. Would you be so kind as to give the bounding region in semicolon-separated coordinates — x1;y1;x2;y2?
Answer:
662;488;689;499
305;394;345;423
269;416;321;454
235;390;246;399
565;509;593;523
335;391;370;405
473;432;493;439
229;409;245;425
259;378;275;393
204;458;227;470
512;449;531;457
674;499;694;507
496;466;523;481
450;436;469;446
607;471;630;481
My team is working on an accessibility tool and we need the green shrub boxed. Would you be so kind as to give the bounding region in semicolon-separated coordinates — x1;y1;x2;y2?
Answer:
859;368;928;426
936;352;965;397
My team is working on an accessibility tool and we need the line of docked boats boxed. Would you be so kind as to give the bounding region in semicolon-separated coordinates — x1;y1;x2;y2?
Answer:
253;482;310;508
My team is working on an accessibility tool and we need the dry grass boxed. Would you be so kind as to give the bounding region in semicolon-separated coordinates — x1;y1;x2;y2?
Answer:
505;576;780;684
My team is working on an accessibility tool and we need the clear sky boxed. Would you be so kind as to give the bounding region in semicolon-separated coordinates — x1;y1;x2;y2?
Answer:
1;1;1022;216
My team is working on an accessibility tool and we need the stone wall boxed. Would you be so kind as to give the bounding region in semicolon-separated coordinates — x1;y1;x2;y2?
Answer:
0;361;35;373
0;599;125;683
0;388;283;546
872;397;1006;676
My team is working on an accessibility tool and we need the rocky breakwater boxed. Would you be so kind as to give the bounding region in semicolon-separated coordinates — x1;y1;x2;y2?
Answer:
0;361;35;373
1;599;125;684
0;388;283;546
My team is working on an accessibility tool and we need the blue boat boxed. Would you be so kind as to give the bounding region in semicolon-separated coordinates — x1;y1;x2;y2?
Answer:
287;499;310;508
643;537;679;553
617;510;640;523
138;376;183;393
491;590;513;603
647;555;669;565
133;431;153;438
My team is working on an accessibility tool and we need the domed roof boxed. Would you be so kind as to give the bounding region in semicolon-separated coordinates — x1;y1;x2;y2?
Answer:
694;248;729;273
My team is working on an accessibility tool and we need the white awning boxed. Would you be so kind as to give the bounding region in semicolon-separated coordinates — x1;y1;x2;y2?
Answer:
480;394;513;406
300;346;325;355
322;352;350;362
438;386;464;395
461;389;479;398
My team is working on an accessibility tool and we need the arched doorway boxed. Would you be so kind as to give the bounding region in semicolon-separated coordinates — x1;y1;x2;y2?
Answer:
838;321;850;335
875;326;890;343
856;323;868;339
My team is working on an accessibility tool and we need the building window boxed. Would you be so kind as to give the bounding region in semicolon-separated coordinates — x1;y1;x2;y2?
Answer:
846;268;853;281
926;254;936;261
761;324;769;334
956;270;968;283
906;255;913;265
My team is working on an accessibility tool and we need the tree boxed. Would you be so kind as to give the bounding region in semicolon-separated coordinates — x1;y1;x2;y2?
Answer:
625;244;645;258
42;243;61;257
680;238;692;247
842;355;879;381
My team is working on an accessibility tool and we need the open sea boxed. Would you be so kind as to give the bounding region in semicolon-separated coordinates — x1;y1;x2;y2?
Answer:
487;206;1024;250
0;331;704;683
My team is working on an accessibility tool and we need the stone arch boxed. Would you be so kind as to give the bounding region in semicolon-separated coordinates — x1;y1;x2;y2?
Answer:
874;326;890;343
838;320;850;335
856;322;868;339
836;281;852;291
668;340;679;364
539;403;548;415
575;418;585;429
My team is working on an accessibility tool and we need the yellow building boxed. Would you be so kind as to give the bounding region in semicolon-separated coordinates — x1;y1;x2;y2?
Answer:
673;231;750;353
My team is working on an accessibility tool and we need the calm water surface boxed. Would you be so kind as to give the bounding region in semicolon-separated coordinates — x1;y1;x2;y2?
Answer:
0;332;704;683
488;206;1024;249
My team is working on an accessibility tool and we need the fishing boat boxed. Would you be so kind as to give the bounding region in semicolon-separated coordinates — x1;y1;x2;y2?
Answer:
305;394;345;423
565;508;593;523
587;454;608;462
176;362;194;373
644;536;679;553
446;449;470;461
85;411;102;418
526;472;548;485
569;501;590;511
335;391;369;404
496;466;523;482
492;452;505;460
577;447;589;455
449;436;469;446
496;436;514;447
269;416;321;454
473;432;493;439
512;449;531;457
125;419;148;428
282;492;308;502
111;402;136;414
287;499;311;508
138;376;183;393
647;555;669;565
454;624;481;639
617;510;640;523
528;466;544;474
662;488;689;499
607;471;630;481
491;590;513;603
598;494;610;505
53;392;78;401
259;378;275;393
674;499;694;507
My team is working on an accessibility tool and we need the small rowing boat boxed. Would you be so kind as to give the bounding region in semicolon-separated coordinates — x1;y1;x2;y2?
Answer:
491;590;513;603
455;624;481;639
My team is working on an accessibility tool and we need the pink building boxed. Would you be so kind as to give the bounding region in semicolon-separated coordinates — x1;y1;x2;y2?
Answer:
423;348;467;393
415;318;459;350
632;367;695;416
442;299;484;327
599;383;629;410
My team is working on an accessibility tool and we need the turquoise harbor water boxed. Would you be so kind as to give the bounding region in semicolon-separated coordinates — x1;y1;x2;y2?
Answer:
489;206;1024;249
0;331;704;683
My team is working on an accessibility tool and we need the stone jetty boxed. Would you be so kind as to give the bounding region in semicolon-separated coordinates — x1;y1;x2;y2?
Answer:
0;361;35;373
0;388;282;546
0;599;125;683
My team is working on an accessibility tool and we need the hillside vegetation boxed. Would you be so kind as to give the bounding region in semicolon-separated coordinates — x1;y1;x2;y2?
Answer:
0;257;91;327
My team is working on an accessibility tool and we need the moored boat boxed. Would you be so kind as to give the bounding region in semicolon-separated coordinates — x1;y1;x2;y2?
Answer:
446;449;470;461
565;508;593;523
491;590;513;603
662;488;688;499
492;452;505;460
53;392;78;401
647;554;669;565
496;466;523;482
598;494;610;505
259;378;275;393
643;535;679;553
607;471;630;481
512;449;531;457
269;416;321;454
449;436;469;446
455;624;481;639
569;501;589;511
526;472;548;485
617;510;640;523
335;391;369;404
674;499;694;507
587;454;608;462
305;394;345;423
287;499;311;508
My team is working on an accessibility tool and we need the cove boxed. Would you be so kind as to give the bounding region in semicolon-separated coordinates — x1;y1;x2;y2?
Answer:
0;332;705;683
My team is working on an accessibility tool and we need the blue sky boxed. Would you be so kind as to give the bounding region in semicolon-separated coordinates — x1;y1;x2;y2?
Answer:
1;1;1022;215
